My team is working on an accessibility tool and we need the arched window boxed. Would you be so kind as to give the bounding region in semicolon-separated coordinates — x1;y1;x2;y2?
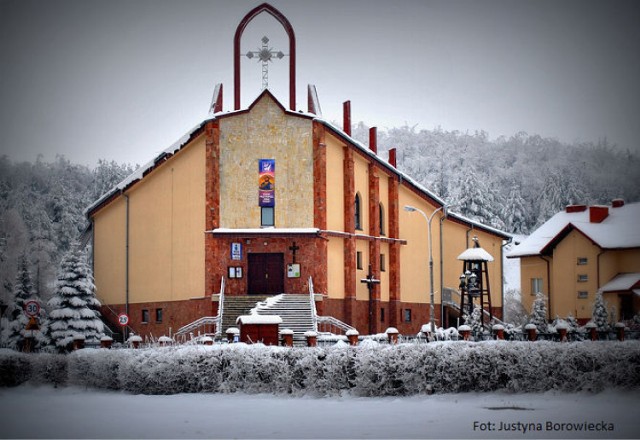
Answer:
355;193;362;230
379;203;385;236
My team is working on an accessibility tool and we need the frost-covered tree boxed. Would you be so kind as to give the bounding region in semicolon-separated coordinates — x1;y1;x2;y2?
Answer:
503;185;529;234
529;292;548;332
503;288;528;326
463;304;484;336
48;247;104;351
6;255;48;350
591;292;609;331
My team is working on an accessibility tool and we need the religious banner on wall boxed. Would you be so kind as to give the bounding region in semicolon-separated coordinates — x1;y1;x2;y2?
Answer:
259;159;275;207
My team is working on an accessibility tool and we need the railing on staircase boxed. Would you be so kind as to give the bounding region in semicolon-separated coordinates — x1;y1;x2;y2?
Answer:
309;276;318;332
175;277;225;341
96;295;135;342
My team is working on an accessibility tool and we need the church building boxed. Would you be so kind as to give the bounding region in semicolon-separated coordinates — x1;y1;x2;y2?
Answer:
86;3;509;340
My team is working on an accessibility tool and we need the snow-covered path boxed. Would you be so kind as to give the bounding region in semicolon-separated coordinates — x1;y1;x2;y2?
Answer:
1;385;637;439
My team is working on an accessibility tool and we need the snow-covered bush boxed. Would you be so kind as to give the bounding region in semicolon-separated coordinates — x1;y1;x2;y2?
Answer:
2;341;639;396
529;292;549;332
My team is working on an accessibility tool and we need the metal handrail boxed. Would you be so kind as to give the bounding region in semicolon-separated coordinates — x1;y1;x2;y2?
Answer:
175;277;226;339
316;315;355;335
309;276;318;332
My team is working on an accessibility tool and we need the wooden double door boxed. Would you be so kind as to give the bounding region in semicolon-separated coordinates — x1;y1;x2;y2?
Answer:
248;253;284;295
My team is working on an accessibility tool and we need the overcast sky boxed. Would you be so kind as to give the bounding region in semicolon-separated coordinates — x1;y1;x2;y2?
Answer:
1;0;639;167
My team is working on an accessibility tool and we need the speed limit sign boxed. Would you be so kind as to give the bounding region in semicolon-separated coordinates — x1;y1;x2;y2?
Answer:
118;313;129;326
24;300;40;317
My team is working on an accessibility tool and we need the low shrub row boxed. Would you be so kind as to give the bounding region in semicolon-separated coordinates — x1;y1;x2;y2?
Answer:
1;341;639;396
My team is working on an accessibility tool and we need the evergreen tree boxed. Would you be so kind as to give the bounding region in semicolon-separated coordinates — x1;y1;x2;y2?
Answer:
48;247;104;351
6;255;48;350
504;184;528;234
591;292;609;330
529;292;548;332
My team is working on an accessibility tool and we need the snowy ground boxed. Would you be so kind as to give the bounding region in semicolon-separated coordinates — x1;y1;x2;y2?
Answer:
1;385;637;439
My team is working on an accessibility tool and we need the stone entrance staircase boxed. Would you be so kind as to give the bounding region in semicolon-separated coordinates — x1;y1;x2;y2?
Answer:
250;294;315;346
220;296;270;333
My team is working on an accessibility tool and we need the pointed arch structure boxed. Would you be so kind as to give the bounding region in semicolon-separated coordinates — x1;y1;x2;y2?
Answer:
234;3;296;111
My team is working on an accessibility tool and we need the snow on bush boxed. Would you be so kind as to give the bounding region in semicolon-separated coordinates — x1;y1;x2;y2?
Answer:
1;341;639;396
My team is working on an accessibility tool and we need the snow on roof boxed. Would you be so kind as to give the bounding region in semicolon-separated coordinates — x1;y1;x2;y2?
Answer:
84;91;509;240
600;273;640;292
236;315;282;325
457;246;495;262
507;202;640;258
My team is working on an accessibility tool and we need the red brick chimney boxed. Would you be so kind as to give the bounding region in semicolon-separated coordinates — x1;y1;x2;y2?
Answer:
565;205;587;213
388;148;397;168
369;127;377;154
612;199;625;208
343;101;351;136
589;205;609;223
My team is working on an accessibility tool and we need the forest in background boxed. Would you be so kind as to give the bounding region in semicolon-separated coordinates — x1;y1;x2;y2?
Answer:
1;126;638;307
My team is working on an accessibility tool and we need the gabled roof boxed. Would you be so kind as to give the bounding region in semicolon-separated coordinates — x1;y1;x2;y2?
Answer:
507;202;640;258
600;273;640;293
84;90;510;240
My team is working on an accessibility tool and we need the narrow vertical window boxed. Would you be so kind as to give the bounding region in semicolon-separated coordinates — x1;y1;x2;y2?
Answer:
261;207;274;227
356;251;363;270
354;193;362;230
379;203;385;236
155;308;163;323
141;309;149;323
380;254;386;272
531;278;543;295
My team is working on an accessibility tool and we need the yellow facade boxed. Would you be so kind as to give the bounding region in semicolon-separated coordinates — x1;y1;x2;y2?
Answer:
93;135;207;305
519;228;640;322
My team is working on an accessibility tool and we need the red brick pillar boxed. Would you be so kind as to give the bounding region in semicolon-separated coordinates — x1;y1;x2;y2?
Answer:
100;336;113;349
525;324;537;341
205;120;221;297
202;336;214;345
129;335;142;349
388;175;401;329
305;331;318;347
458;325;471;341
385;327;399;344
313;121;327;230
73;335;85;350
492;324;505;340
343;146;356;325
346;329;359;346
280;329;294;347
585;322;597;341
615;322;625;341
556;323;568;342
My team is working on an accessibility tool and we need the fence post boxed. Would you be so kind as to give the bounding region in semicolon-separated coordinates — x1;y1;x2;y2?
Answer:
556;323;568;342
524;324;537;341
100;336;113;349
492;324;504;340
280;329;294;347
304;331;318;347
201;336;214;345
128;335;142;349
346;329;359;346
585;322;597;341
458;325;471;341
615;322;626;341
226;327;239;343
385;327;399;344
73;335;86;350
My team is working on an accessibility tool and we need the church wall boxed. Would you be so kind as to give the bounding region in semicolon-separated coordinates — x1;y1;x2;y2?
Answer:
93;197;126;305
218;95;314;229
327;236;345;299
126;136;206;303
325;133;345;231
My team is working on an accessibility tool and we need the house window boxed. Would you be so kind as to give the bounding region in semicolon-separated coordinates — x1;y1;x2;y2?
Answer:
356;251;363;270
379;203;385;236
155;308;163;323
380;254;386;272
354;193;362;230
577;291;589;299
141;309;149;324
577;257;588;265
531;278;543;295
261;207;274;227
577;274;588;282
380;307;385;323
403;309;412;323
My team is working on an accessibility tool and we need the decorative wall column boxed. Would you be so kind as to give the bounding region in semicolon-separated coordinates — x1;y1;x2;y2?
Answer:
343;146;356;324
205;120;221;298
368;162;381;334
388;174;401;328
313;121;327;230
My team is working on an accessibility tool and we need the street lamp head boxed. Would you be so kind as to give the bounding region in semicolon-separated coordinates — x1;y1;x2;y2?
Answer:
403;205;417;212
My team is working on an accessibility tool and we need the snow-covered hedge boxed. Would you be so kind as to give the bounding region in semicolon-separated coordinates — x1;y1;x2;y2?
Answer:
1;341;639;396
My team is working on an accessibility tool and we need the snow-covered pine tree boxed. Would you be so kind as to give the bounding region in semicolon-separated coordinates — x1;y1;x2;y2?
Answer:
591;291;609;331
468;304;484;336
6;255;48;350
529;292;548;332
48;246;104;351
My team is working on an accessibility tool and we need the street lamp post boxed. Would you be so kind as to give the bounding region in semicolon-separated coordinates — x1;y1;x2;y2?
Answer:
404;204;447;334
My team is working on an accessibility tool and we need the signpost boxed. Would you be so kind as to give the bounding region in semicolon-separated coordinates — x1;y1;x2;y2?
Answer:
24;300;40;317
118;313;129;326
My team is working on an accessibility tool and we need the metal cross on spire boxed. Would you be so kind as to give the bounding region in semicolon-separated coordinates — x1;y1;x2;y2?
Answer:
245;36;286;90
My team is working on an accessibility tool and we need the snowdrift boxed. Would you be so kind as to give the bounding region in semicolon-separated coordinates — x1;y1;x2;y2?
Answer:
1;341;638;396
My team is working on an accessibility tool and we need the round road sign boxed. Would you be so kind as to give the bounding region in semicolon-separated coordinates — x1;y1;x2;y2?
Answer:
118;313;129;326
24;300;40;317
